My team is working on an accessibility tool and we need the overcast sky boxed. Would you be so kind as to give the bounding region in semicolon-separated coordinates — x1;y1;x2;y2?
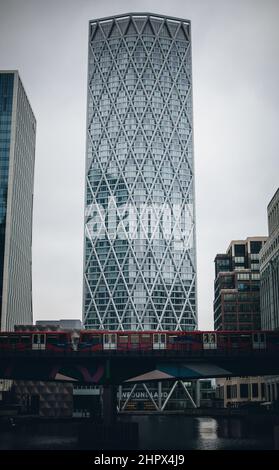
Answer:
0;0;278;329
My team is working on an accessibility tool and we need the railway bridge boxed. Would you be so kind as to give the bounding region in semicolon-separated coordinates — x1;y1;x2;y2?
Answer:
0;348;278;384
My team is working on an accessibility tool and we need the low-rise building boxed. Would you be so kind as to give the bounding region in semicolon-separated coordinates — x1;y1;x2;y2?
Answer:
13;319;82;417
216;377;266;408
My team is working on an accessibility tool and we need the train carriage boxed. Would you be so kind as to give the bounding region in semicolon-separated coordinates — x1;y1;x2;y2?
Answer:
0;330;279;354
0;333;32;352
0;331;72;353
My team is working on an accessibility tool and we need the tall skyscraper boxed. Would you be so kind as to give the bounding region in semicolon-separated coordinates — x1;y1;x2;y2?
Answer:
83;13;197;331
214;237;267;331
0;71;36;331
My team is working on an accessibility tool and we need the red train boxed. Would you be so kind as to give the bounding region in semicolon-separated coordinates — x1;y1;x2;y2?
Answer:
0;330;279;353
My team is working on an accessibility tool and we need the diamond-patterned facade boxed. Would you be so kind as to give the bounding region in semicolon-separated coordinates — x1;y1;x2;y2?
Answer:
83;14;197;331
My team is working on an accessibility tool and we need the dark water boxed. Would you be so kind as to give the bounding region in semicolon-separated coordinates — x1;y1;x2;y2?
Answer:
0;416;274;450
122;415;274;450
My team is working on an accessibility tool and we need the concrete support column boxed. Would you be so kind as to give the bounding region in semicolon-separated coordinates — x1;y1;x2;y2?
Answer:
158;381;162;411
273;382;277;401
118;385;122;411
237;383;240;401
101;384;117;425
268;384;272;401
195;380;200;408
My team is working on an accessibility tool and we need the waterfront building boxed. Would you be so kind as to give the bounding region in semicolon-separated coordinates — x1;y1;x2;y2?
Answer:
214;237;267;331
214;237;267;407
216;376;266;408
260;188;279;330
0;71;36;331
14;320;82;417
260;188;279;404
12;380;73;417
83;13;197;332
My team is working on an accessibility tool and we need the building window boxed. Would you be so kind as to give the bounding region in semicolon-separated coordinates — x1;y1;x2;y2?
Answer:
252;383;258;398
240;384;249;399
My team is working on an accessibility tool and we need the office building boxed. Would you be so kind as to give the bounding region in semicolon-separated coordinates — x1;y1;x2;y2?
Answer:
260;188;279;404
0;71;36;331
83;13;197;331
260;188;279;330
214;237;267;331
214;237;267;407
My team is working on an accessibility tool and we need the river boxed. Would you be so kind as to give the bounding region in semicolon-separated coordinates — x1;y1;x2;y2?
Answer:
0;415;274;450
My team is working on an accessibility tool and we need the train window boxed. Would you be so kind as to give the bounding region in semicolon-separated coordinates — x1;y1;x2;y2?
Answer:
47;335;59;344
168;336;178;344
21;336;31;343
92;335;101;344
111;334;116;344
153;333;166;349
32;334;46;349
141;334;151;343
172;335;189;343
0;336;8;343
229;335;239;348
103;334;117;349
57;335;67;344
131;335;139;343
40;334;46;344
10;336;19;344
81;334;101;343
252;333;266;349
119;335;128;343
219;335;228;343
203;333;216;343
203;333;217;349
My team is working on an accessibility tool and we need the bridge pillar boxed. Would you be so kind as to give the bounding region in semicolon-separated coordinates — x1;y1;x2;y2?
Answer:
195;380;201;408
101;384;117;425
158;381;162;410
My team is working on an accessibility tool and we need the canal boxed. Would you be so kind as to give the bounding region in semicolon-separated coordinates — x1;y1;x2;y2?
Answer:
0;415;274;450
